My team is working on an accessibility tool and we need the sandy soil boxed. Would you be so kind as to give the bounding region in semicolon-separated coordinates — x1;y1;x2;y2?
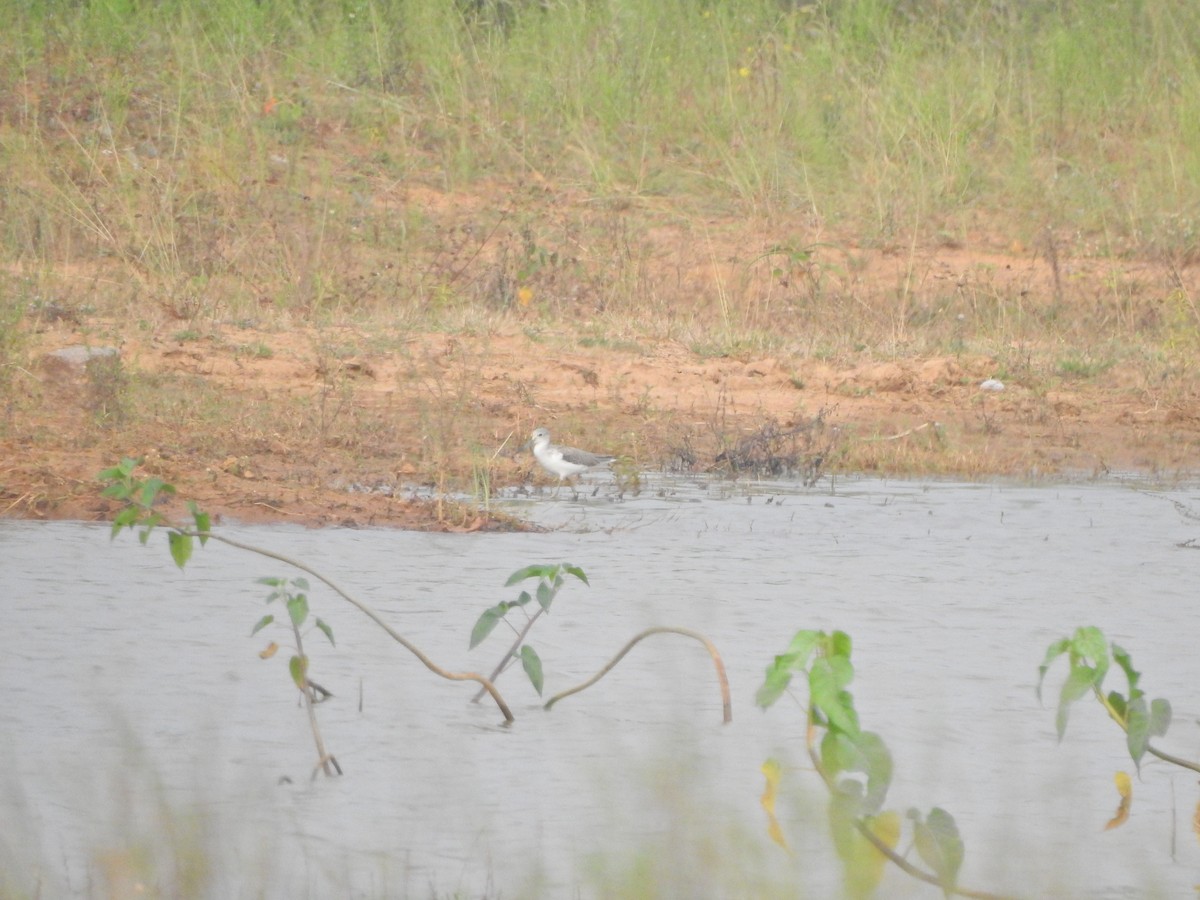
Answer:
4;240;1199;532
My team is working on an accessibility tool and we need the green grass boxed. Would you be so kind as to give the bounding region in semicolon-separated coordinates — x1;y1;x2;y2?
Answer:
2;0;1200;361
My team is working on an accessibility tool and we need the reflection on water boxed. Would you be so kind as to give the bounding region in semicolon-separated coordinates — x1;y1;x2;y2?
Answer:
2;475;1199;897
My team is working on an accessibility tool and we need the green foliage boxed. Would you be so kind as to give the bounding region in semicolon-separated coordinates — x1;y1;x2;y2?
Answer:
6;0;1200;310
101;456;336;714
909;807;964;896
519;645;544;696
99;458;209;565
1038;626;1172;768
0;284;25;422
758;628;966;897
470;562;588;696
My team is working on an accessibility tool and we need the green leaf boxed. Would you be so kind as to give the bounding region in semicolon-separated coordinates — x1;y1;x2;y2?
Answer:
820;730;892;816
288;655;308;691
810;658;859;736
138;477;174;508
110;505;141;537
98;458;138;483
97;465;128;484
1068;626;1110;690
469;605;506;649
1111;644;1141;697
100;480;131;500
187;500;211;542
1073;626;1109;664
755;660;793;709
168;531;192;569
1035;637;1071;702
910;806;964;894
829;630;852;660
257;576;285;588
1149;697;1171;737
827;654;854;691
562;564;589;585
250;614;274;636
820;729;854;781
291;577;310;591
513;590;533;606
535;580;554;611
783;629;822;665
1055;664;1102;740
314;617;335;647
1126;697;1150;765
828;790;891;897
505;564;554;586
1107;691;1127;721
520;645;544;695
286;593;309;627
854;731;893;814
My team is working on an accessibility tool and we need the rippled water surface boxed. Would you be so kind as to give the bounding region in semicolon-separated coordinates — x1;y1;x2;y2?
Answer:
3;475;1199;897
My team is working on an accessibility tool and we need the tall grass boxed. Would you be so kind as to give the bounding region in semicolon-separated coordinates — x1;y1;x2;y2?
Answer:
1;0;1199;338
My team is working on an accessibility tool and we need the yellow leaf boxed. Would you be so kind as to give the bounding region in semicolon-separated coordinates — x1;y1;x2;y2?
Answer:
517;287;534;307
1104;770;1132;831
760;759;787;848
868;810;901;851
259;641;279;660
862;810;901;885
1193;798;1200;844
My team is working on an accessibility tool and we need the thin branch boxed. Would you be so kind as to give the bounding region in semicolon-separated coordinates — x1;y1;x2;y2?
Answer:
183;530;514;723
543;626;732;724
1147;744;1200;775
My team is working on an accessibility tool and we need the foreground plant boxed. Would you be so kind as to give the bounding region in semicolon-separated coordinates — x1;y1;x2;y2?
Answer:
757;629;1007;899
471;563;731;722
253;576;340;775
469;563;587;698
1037;626;1200;830
99;457;515;776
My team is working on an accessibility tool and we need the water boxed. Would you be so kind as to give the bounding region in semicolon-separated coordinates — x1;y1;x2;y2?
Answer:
2;475;1199;898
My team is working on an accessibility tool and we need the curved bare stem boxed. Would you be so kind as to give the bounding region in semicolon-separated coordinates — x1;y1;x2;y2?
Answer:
185;530;514;724
543;626;732;724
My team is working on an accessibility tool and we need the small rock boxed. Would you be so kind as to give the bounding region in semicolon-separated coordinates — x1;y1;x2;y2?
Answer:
42;345;120;377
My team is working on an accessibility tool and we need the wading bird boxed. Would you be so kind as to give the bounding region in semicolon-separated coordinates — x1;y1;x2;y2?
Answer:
523;427;615;494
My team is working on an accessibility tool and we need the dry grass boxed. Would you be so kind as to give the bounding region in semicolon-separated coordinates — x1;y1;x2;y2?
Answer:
2;2;1200;525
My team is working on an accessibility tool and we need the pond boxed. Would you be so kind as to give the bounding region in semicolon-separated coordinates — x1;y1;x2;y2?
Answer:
2;475;1198;897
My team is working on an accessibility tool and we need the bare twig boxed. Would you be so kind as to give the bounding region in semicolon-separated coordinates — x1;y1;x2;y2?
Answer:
544;626;732;724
